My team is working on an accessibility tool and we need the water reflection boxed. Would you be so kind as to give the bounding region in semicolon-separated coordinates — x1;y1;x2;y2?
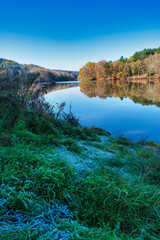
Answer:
79;79;160;108
43;81;79;94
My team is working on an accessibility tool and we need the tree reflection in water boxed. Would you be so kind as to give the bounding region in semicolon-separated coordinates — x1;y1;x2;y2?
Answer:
79;79;160;108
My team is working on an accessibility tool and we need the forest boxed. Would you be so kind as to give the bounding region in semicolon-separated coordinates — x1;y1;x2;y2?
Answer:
78;47;160;81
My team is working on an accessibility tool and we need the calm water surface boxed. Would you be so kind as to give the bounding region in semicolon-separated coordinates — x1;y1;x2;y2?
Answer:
44;79;160;143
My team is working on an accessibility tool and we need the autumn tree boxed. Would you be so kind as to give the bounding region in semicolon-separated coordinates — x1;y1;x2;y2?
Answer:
95;60;108;80
147;53;160;76
79;62;96;81
112;61;120;79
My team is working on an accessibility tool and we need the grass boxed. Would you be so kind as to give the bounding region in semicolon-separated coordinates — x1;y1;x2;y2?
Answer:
0;94;160;239
137;140;160;150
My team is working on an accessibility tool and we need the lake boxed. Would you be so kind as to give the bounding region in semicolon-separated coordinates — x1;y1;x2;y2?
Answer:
44;79;160;143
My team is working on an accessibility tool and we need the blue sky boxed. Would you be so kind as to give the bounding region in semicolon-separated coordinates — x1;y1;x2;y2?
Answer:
0;0;160;70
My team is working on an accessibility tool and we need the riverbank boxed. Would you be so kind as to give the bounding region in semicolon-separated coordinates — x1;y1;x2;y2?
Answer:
0;95;160;239
127;74;160;80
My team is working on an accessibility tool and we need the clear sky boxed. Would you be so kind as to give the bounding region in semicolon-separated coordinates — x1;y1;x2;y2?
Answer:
0;0;160;70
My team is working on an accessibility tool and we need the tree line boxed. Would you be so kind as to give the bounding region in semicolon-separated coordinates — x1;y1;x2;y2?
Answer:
78;47;160;81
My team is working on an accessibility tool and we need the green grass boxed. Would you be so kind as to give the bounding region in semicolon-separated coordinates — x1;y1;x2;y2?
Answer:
137;140;160;149
0;94;160;239
63;139;83;154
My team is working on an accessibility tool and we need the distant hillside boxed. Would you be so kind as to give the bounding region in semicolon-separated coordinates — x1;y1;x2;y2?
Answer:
21;63;79;79
0;58;78;93
52;69;79;79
